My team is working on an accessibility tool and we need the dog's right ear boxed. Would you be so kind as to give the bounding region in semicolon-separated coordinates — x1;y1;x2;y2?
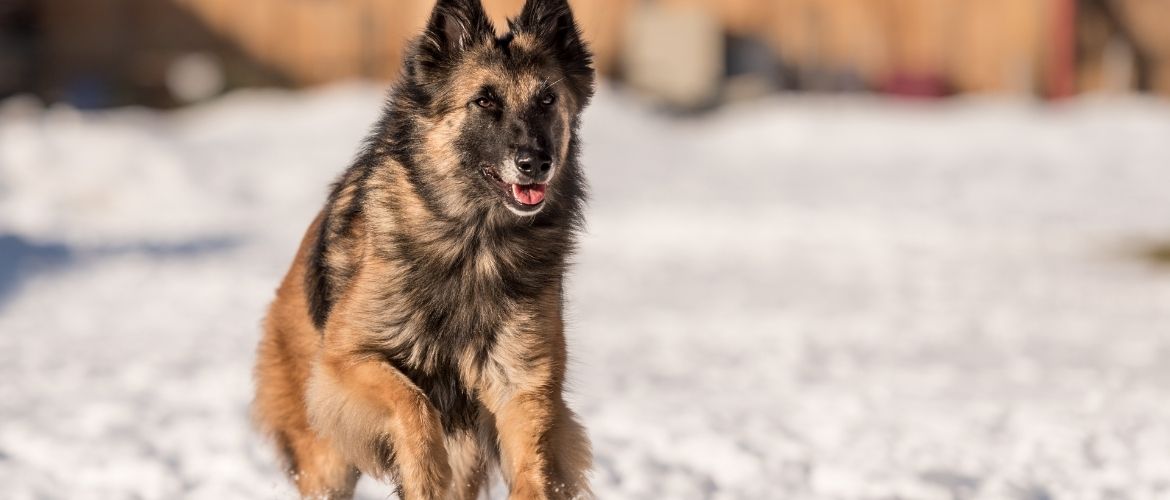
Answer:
514;0;594;104
414;0;495;83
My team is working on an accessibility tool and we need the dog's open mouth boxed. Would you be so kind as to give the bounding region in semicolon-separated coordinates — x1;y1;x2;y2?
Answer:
510;183;546;206
482;166;547;210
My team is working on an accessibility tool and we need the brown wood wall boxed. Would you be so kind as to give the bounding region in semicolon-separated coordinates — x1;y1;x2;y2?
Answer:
674;0;1052;93
175;0;635;85
35;0;1170;100
175;0;1058;92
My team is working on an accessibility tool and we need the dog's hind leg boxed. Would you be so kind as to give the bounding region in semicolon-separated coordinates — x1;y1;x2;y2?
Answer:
254;327;359;498
273;425;360;499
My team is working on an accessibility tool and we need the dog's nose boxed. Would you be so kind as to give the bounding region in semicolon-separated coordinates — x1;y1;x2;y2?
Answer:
516;148;553;178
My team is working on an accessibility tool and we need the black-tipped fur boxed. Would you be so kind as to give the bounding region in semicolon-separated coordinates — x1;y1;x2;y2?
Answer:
414;0;497;86
514;0;595;105
263;0;597;497
303;0;592;429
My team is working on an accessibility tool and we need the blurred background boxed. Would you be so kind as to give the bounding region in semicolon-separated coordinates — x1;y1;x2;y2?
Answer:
2;1;1170;499
4;0;1170;108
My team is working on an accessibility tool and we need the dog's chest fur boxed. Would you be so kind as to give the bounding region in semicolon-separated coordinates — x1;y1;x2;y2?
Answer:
379;240;543;430
314;188;571;432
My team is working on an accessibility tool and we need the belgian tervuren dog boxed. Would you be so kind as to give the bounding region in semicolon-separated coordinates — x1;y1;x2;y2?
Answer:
253;0;595;498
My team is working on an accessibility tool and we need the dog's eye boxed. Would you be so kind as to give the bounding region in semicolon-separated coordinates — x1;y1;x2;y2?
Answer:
540;94;557;106
475;97;496;109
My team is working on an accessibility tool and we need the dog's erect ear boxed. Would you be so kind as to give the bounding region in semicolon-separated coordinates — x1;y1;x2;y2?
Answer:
515;0;594;102
424;0;494;53
415;0;495;80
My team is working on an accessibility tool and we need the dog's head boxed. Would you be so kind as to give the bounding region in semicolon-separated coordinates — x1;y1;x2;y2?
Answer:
397;0;594;220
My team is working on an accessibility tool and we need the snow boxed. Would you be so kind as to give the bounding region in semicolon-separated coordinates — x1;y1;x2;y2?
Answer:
2;83;1170;499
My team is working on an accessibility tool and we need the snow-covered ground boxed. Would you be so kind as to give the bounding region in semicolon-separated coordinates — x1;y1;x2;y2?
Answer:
2;83;1169;500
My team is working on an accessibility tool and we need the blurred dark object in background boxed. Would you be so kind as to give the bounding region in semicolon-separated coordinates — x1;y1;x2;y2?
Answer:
29;0;290;108
2;0;1169;109
0;0;36;101
1078;0;1170;95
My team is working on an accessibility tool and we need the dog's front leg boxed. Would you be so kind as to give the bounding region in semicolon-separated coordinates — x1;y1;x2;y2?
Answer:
480;286;591;499
495;392;592;500
306;351;452;500
488;388;592;500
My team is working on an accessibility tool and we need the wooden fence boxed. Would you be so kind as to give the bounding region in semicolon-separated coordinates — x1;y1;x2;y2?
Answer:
30;0;1170;106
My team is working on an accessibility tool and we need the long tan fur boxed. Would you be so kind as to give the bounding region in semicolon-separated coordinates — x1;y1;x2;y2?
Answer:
253;1;596;498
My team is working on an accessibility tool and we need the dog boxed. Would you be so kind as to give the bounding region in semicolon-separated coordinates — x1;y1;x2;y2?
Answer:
252;0;595;498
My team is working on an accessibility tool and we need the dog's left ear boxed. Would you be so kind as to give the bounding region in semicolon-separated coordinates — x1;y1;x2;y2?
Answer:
515;0;595;104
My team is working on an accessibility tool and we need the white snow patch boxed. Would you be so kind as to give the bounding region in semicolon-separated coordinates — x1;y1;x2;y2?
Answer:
2;83;1170;499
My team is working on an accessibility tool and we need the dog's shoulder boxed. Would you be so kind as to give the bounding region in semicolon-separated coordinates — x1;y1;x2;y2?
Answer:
305;158;383;331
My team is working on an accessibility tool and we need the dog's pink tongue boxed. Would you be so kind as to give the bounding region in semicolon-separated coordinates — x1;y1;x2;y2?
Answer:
511;184;546;206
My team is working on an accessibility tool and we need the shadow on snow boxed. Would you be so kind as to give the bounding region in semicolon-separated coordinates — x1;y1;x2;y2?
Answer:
0;234;240;310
